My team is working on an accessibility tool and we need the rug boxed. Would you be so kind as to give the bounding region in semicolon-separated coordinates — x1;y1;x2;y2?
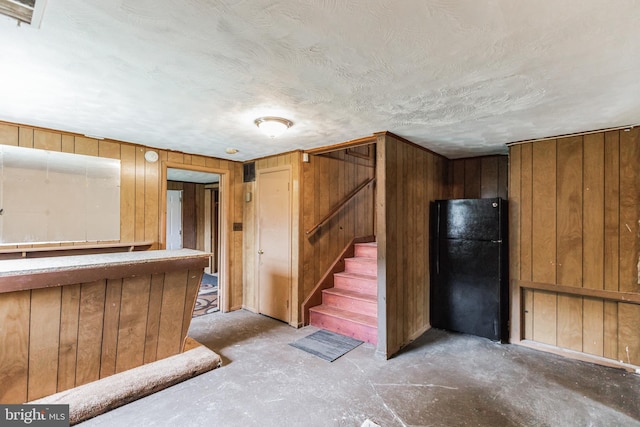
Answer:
31;338;221;425
290;329;363;362
193;273;218;318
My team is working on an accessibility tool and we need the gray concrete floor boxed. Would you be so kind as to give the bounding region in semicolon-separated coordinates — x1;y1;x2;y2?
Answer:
80;310;639;427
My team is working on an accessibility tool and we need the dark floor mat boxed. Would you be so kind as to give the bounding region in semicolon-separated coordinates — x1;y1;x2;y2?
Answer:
289;329;363;362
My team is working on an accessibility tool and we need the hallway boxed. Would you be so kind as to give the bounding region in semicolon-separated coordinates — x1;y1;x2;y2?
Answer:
80;310;639;426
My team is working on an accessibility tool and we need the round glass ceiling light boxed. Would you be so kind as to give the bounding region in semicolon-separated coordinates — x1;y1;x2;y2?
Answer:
254;116;293;138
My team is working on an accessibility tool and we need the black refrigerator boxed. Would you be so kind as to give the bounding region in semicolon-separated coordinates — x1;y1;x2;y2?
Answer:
429;198;508;342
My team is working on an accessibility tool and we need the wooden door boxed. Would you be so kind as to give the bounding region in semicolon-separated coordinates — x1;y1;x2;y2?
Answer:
166;190;182;250
257;167;292;322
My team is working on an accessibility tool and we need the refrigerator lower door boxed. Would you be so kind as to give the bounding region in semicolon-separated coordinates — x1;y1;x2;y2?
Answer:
431;238;502;341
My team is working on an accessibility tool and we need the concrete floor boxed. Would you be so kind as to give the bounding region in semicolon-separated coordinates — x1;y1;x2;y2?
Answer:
80;310;639;427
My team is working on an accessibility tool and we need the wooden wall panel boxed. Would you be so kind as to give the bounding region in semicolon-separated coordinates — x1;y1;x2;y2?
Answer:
0;290;30;403
450;159;464;199
378;133;448;357
76;281;107;386
556;137;583;287
116;276;151;373
532;290;557;345
604;132;620;292
99;279;122;379
583;297;603;356
449;156;508;200
520;145;533;282
0;123;19;145
27;287;61;400
143;274;165;363
18;126;33;148
618;303;640;365
463;158;481;198
120;144;136;243
531;139;557;284
510;127;640;368
57;284;81;391
182;183;197;249
618;129;640;293
0;119;244;317
480;156;498;198
258;147;374;327
156;270;188;359
603;301;618;360
583;133;604;290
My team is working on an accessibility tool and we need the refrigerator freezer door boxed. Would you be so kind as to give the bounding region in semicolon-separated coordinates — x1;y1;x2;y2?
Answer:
439;198;502;241
431;238;502;340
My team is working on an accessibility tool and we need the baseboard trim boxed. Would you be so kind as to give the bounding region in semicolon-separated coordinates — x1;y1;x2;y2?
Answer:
516;340;639;373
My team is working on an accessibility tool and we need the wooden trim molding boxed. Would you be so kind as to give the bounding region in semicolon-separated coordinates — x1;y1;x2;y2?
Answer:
375;131;450;160
516;340;639;373
306;135;377;155
0;241;153;260
507;124;639;147
515;279;640;305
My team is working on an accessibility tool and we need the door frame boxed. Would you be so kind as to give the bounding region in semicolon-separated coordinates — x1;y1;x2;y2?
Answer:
160;162;230;312
255;165;293;324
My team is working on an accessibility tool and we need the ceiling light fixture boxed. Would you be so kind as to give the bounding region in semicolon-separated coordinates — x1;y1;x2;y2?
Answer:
254;116;293;138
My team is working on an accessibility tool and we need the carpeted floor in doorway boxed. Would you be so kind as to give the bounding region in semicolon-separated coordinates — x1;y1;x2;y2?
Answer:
193;273;218;318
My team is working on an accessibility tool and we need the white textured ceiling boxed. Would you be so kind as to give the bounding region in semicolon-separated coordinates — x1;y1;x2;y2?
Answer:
0;1;639;161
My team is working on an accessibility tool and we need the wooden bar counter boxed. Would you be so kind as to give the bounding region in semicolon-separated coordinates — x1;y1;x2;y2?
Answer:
0;249;210;404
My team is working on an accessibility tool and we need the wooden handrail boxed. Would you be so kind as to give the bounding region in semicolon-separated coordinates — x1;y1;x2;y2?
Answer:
305;177;375;236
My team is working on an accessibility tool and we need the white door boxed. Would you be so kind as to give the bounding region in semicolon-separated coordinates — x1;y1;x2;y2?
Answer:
257;167;291;323
166;190;183;250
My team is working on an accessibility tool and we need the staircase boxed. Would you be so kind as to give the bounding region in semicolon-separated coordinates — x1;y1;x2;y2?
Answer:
309;242;377;344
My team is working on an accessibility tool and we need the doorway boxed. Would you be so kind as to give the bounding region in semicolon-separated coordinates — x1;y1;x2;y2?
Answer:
256;166;292;323
163;165;225;314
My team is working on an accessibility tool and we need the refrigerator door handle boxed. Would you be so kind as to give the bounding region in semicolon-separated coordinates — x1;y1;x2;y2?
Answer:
436;203;441;275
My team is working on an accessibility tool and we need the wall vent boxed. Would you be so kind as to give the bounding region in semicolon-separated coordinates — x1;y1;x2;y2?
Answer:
243;162;256;183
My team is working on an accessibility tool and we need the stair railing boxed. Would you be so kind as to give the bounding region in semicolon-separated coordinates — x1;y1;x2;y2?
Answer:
305;176;376;237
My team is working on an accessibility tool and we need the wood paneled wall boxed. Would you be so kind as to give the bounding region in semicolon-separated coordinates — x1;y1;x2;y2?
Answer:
242;146;376;326
0;267;203;403
509;128;640;366
450;155;508;199
242;151;301;324
376;132;448;357
0;121;244;310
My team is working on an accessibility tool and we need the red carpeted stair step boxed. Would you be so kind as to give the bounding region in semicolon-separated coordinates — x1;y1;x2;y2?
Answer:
321;287;377;317
344;256;377;276
354;242;378;258
333;272;377;296
309;305;377;345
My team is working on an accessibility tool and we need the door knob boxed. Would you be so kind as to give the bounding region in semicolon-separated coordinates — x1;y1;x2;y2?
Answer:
258;249;264;254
